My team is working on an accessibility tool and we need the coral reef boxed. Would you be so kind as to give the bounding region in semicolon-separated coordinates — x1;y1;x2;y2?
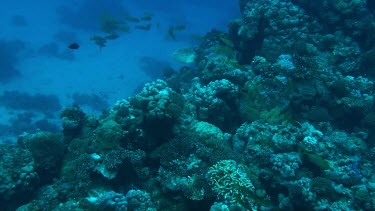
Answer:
0;144;39;210
1;1;375;210
18;132;64;182
207;160;255;208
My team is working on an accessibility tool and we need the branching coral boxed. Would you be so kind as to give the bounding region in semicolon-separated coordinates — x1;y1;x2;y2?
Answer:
207;160;255;207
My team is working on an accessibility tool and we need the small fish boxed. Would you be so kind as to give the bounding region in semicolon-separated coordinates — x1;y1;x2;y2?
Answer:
135;24;152;31
140;12;154;21
90;36;107;51
125;15;140;23
68;43;79;49
118;24;131;33
105;33;119;40
175;24;186;31
140;16;152;21
168;26;176;41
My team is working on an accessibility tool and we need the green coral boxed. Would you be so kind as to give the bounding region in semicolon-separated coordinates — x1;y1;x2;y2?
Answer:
190;121;225;147
207;160;255;207
19;132;64;179
93;119;127;152
310;177;335;198
60;106;86;137
0;144;38;201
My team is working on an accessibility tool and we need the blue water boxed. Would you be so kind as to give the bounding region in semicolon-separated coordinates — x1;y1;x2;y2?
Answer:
0;0;240;137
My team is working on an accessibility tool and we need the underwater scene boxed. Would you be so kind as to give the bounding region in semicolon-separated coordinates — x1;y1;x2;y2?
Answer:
0;0;375;210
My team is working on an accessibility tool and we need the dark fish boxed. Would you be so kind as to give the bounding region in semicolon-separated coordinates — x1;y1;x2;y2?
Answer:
168;26;176;41
68;43;79;49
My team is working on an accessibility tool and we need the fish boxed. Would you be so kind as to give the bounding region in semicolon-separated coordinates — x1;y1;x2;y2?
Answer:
298;147;331;170
220;36;234;48
168;26;176;41
90;36;106;51
175;24;186;31
140;12;154;21
166;25;186;41
124;15;140;23
99;15;124;34
118;24;131;33
140;16;152;21
172;47;197;64
105;33;119;40
68;43;79;49
135;24;152;31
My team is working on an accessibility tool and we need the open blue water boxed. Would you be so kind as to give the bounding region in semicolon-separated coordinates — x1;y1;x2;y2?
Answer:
0;0;240;138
